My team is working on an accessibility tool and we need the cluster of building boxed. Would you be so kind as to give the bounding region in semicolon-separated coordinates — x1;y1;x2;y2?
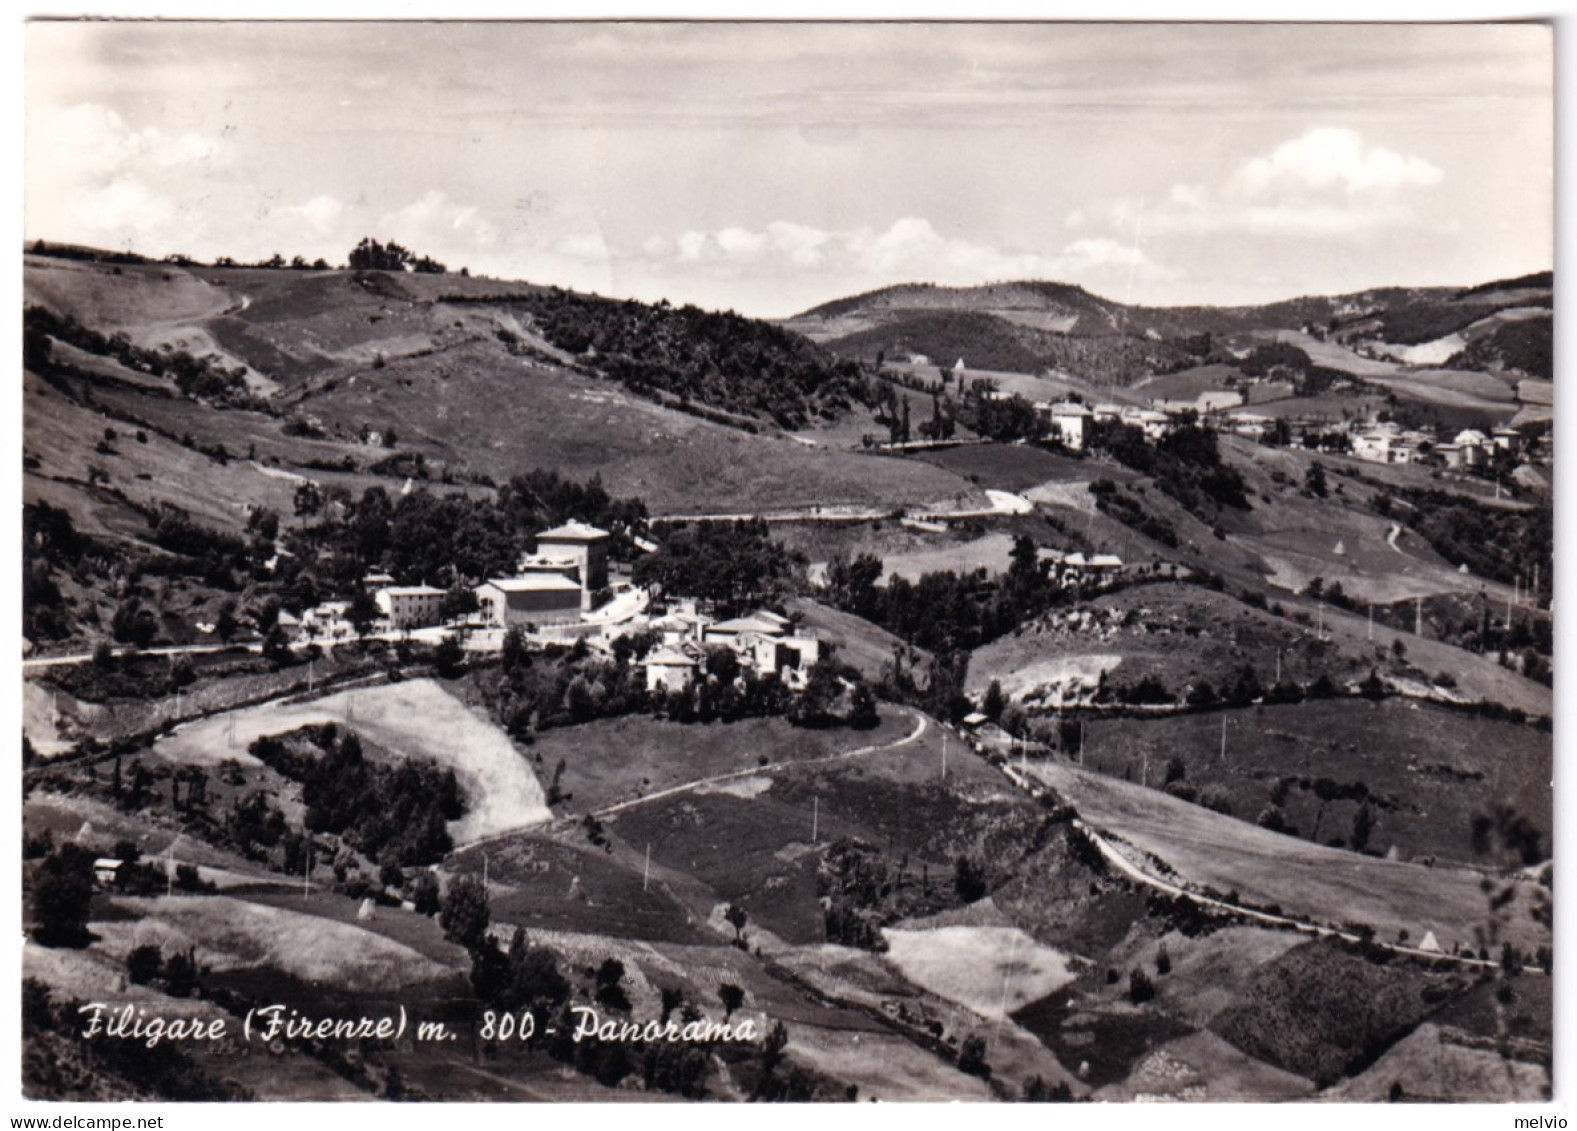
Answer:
639;604;822;694
291;517;828;696
1033;400;1170;451
1028;385;1539;480
298;520;615;639
475;519;612;626
1347;422;1524;469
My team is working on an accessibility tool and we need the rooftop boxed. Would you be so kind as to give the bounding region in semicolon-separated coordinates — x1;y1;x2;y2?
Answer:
483;575;583;593
537;519;611;543
645;647;700;667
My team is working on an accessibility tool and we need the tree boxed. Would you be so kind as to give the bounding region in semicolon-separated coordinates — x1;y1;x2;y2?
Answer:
954;856;987;903
215;598;240;643
433;634;466;679
718;983;744;1019
439;586;479;625
127;944;163;985
847;683;880;730
348;587;381;639
440;874;490;949
163;949;198;997
411;871;441;916
957;1035;991;1079
1352;799;1377;853
112;598;160;649
30;844;95;947
348;237;415;272
982;679;1006;721
1128;967;1156;1004
1305;462;1329;498
724;903;748;946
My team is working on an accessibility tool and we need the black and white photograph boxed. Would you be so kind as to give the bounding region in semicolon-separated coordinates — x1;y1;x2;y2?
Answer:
16;14;1559;1110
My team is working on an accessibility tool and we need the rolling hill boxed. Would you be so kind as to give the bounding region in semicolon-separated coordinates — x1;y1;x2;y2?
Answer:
785;274;1552;400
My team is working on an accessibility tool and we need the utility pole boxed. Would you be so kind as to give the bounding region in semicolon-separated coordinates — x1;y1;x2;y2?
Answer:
1078;721;1085;767
1220;715;1227;764
1415;596;1423;638
812;797;819;844
942;731;948;780
643;844;651;893
1367;605;1373;642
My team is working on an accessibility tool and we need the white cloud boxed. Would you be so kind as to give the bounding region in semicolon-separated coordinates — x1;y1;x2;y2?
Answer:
639;217;1177;293
379;190;498;249
1074;128;1445;240
1228;127;1443;200
26;102;226;246
275;194;345;236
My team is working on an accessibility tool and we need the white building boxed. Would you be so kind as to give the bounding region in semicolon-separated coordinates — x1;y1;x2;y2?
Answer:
375;585;446;629
475;575;583;626
1041;401;1093;451
644;647;700;694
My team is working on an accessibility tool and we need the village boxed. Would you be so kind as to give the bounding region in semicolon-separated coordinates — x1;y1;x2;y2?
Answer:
290;514;1129;699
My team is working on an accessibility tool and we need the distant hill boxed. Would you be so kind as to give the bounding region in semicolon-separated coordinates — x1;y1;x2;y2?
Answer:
786;274;1551;388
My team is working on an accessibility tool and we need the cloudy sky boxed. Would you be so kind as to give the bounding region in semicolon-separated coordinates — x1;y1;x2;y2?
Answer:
24;21;1554;317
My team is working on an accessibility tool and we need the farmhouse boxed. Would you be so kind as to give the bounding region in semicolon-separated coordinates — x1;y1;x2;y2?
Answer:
1121;406;1171;440
750;634;821;690
1060;552;1123;586
1040;401;1093;451
93;858;125;888
643;647;700;693
475;575;583;626
374;584;446;629
1350;422;1422;465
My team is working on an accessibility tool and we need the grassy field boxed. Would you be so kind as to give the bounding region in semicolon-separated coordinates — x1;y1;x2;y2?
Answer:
1094;1029;1316;1101
602;723;1014;945
448;828;714;945
1026;761;1549;954
526;710;918;817
28;258;987;535
1209;939;1475;1087
786;597;929;683
1136;365;1244;403
95;894;455;992
302;339;983;516
153;678;550;841
880;925;1079;1019
912;443;1094;492
1069;697;1550;868
967;579;1410;707
877;531;1019;582
1322;1022;1548;1101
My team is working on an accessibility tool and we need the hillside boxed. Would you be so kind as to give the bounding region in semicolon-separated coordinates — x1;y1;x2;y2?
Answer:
23;254;986;536
786;274;1551;404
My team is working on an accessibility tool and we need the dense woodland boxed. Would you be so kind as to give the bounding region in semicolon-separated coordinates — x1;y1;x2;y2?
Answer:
448;287;873;429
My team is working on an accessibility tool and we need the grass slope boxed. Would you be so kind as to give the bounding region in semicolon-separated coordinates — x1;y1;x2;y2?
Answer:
1026;760;1548;953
